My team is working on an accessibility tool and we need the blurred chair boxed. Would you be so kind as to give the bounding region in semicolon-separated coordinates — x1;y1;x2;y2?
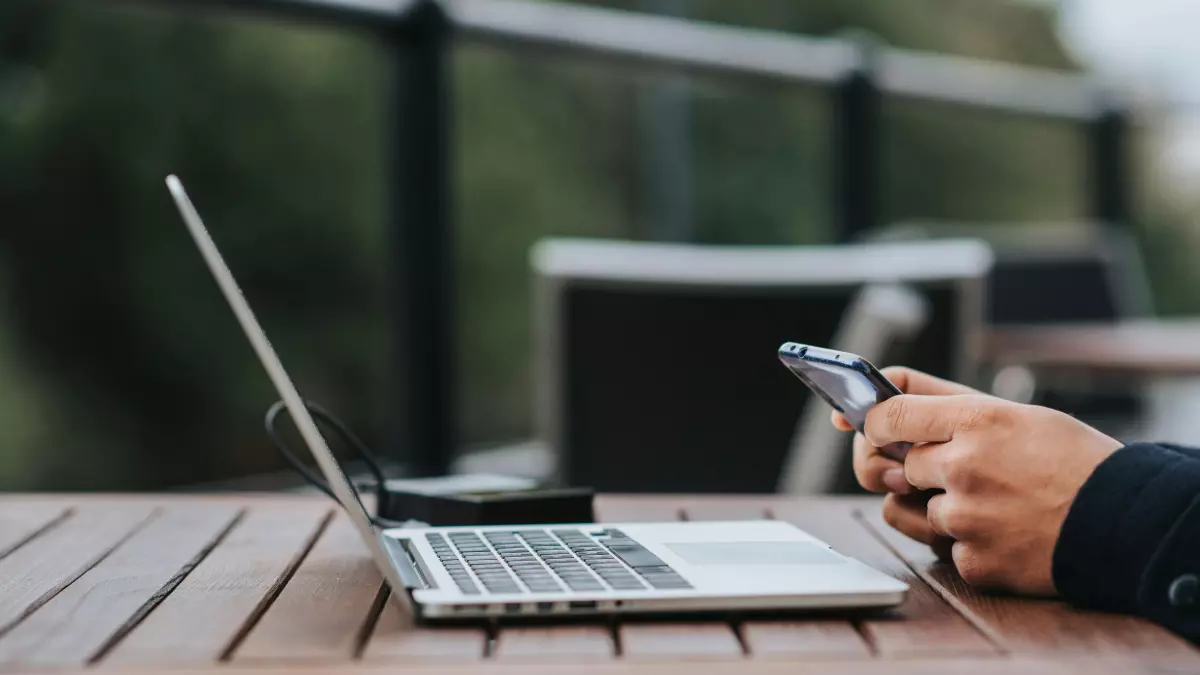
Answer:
872;220;1152;325
777;283;929;495
869;220;1153;430
531;237;993;493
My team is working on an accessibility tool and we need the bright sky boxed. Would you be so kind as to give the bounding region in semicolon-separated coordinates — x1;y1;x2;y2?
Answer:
1058;0;1200;106
1057;0;1200;190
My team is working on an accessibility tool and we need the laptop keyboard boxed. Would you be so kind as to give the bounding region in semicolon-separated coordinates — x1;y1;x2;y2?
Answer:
425;528;692;596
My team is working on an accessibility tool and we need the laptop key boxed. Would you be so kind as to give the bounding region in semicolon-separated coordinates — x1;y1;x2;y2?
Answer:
516;574;554;583
552;567;591;575
602;542;667;569
597;571;638;583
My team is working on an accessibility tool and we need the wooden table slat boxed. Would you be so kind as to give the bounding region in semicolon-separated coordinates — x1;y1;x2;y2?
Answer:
232;512;386;663
0;503;70;561
101;503;331;666
857;504;1200;664
0;503;240;668
491;625;616;661
619;622;745;660
739;621;872;660
3;657;1158;675
361;595;487;662
0;504;157;638
771;499;998;658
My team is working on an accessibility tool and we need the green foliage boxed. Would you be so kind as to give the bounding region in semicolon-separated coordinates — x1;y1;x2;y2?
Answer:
0;0;1191;489
0;2;388;488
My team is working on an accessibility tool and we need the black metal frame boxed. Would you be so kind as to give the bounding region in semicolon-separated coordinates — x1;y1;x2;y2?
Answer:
128;0;1131;475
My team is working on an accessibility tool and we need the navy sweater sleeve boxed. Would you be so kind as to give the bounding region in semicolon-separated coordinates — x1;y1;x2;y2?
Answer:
1053;442;1200;643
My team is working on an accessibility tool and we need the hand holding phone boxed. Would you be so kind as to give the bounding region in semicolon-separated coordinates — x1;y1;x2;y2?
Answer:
777;342;912;461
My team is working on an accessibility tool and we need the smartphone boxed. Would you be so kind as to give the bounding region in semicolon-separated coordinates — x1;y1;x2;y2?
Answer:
778;342;911;461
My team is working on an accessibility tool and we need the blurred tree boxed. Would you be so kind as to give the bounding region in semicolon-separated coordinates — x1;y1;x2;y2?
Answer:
0;1;388;488
0;0;1191;489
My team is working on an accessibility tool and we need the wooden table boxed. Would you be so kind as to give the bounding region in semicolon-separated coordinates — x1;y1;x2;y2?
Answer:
0;493;1195;674
984;319;1200;376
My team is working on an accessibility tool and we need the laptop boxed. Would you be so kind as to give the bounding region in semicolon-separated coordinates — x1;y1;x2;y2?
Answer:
165;175;908;621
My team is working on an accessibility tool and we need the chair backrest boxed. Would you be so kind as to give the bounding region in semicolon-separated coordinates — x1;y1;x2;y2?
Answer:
532;238;993;493
873;220;1153;324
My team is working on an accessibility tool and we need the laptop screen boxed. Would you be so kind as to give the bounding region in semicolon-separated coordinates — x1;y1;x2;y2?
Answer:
166;175;412;606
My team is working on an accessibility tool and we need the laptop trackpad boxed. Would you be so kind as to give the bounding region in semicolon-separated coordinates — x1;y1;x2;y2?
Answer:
665;542;844;565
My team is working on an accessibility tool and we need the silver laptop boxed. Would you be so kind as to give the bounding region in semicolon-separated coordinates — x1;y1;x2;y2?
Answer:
166;175;907;621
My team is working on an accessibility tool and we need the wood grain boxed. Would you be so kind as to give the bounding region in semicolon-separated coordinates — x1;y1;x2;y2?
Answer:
361;593;487;662
0;504;157;638
491;626;616;661
771;500;997;658
102;503;331;666
231;511;385;663
595;497;745;660
0;494;1193;673
0;503;69;561
67;656;1179;675
858;503;1200;664
739;621;872;660
0;503;240;668
619;621;745;660
677;497;874;661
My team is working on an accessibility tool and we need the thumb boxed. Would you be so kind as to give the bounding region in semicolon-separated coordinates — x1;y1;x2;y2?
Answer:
882;366;977;397
864;394;995;447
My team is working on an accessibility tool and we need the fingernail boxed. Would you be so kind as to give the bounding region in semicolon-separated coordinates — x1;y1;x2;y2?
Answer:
882;468;912;495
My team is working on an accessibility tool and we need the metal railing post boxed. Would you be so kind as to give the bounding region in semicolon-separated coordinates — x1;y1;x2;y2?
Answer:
832;36;881;243
389;0;453;476
1089;100;1132;229
639;0;693;242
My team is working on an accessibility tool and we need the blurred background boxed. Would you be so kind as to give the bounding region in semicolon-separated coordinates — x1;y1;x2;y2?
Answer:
2;0;1199;493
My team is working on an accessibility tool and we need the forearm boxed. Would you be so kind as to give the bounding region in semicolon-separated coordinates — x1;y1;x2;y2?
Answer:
1053;442;1200;643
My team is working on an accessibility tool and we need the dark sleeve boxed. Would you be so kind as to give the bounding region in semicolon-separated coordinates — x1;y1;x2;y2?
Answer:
1158;443;1200;462
1053;442;1200;643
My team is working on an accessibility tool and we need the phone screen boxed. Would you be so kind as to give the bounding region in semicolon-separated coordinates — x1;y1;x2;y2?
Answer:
799;359;891;432
779;344;910;461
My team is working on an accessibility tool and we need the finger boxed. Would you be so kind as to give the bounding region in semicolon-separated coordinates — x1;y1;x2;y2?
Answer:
951;541;998;589
881;366;978;397
864;393;997;448
902;441;949;491
925;492;970;540
831;410;854;432
926;492;950;537
880;492;939;545
852;434;906;493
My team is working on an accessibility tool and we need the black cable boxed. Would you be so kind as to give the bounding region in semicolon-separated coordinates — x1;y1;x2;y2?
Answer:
264;399;407;528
